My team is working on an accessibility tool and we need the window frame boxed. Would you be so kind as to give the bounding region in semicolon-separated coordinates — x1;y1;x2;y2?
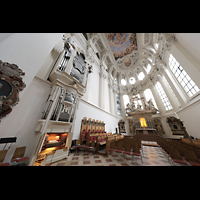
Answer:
155;82;173;111
168;54;200;98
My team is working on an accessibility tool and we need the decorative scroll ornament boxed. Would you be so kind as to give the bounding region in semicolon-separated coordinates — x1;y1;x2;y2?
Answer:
0;60;26;121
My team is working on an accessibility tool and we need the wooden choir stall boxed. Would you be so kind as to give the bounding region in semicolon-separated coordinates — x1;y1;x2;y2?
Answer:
79;117;106;145
77;117;115;154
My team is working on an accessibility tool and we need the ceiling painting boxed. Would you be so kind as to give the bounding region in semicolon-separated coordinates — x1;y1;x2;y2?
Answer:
105;33;137;60
124;58;131;67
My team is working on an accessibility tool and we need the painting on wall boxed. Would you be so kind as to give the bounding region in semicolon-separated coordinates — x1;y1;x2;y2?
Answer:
105;33;137;60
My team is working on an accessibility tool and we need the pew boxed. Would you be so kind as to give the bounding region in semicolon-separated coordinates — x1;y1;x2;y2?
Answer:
95;136;107;153
0;150;9;166
11;146;29;165
79;117;108;145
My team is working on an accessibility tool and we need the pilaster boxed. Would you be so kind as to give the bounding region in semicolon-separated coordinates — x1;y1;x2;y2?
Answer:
159;76;179;112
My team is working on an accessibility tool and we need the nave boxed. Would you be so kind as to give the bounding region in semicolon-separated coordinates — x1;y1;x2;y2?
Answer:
1;33;200;166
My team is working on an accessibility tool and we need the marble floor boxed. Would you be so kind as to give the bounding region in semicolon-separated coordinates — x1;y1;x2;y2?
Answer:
49;141;187;166
50;151;142;166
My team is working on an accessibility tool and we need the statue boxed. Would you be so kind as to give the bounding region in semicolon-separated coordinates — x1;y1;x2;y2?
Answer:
125;103;131;113
126;96;158;115
148;99;158;112
141;97;148;110
136;104;142;111
63;35;75;51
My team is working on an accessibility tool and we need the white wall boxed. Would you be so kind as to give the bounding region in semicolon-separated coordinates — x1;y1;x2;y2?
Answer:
175;33;200;72
0;33;63;162
104;78;110;113
0;78;51;162
73;99;119;140
0;33;63;96
168;34;200;138
177;100;200;138
73;40;118;141
82;62;100;107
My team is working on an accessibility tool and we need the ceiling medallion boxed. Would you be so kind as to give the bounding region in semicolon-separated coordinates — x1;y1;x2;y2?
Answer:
117;52;139;70
124;58;131;67
0;60;26;121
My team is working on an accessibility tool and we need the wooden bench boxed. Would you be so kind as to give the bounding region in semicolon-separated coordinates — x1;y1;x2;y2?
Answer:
0;150;9;166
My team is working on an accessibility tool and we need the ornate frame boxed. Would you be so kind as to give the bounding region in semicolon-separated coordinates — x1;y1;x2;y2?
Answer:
0;60;26;121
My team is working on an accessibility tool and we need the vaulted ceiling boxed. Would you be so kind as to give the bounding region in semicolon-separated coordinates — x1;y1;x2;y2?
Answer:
105;33;138;60
87;33;176;95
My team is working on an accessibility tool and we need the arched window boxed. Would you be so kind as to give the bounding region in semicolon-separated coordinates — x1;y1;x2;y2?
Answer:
169;54;200;97
138;72;145;80
123;94;130;108
144;88;158;110
146;64;151;74
129;77;136;84
155;82;173;111
116;93;122;115
132;94;143;109
121;79;127;86
154;43;159;50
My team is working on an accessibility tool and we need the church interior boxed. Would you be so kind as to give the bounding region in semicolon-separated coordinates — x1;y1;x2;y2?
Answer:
1;33;200;166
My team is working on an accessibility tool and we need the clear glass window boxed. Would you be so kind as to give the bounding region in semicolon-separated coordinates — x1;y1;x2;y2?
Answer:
144;89;158;110
169;54;200;97
138;72;145;80
129;77;136;84
155;82;173;111
121;79;127;86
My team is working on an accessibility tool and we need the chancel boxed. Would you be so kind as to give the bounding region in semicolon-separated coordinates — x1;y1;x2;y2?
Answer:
1;33;200;166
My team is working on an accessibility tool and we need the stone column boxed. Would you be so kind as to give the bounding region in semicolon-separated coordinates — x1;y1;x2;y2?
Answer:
162;69;186;107
99;64;106;110
164;67;188;105
140;90;148;110
113;88;118;116
159;76;179;112
108;76;113;114
120;93;126;118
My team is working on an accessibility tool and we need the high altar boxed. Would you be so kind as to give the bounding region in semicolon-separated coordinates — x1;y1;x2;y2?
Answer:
126;96;159;135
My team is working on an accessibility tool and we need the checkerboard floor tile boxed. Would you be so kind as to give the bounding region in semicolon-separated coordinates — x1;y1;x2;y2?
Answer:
49;141;187;166
50;151;141;166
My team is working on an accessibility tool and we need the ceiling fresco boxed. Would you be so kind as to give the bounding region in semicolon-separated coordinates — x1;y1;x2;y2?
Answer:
105;33;138;60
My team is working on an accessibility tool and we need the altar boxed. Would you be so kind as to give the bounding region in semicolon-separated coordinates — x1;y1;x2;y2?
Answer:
126;96;159;135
